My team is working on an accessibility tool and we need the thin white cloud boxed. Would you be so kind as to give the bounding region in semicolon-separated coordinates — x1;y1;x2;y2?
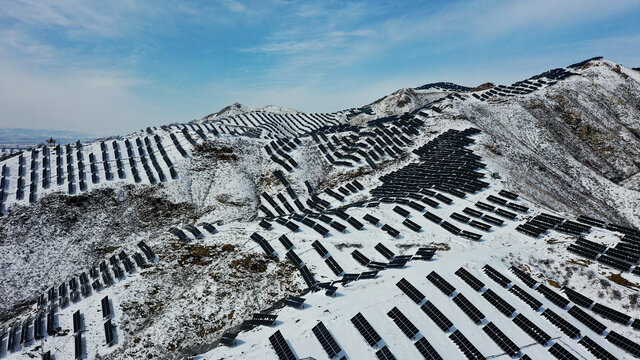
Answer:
0;60;151;135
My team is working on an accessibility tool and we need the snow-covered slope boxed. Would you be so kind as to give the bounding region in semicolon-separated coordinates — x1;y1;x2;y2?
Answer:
1;57;640;360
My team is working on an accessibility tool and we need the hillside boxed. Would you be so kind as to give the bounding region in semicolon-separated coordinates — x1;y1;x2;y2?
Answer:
1;58;640;360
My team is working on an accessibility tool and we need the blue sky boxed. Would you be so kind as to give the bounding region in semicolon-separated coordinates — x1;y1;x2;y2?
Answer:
1;0;639;136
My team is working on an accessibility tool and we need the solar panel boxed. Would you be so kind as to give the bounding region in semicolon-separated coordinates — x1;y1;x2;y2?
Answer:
219;331;237;346
286;250;303;267
591;303;631;325
284;296;305;308
495;208;517;220
358;271;378;280
451;212;470;224
455;267;485;291
299;265;317;288
104;319;114;345
462;207;483;218
403;218;422;232
269;330;296;360
101;296;111;318
313;223;330;236
240;314;275;331
73;310;82;333
381;224;400;237
325;256;344;276
632;318;640;330
387;307;419;339
482;322;519;357
396;278;425;304
487;195;507;205
376;345;397;360
568;306;606;335
440;221;461;235
606;331;640;357
562;287;594;308
329;221;347;233
74;332;82;359
540;309;580;338
421;197;439;208
509;285;542;311
481;215;503;226
375;243;395;260
408;201;425;212
548;342;578;360
449;330;485;360
351;312;382;347
513;314;550;345
312;322;342;358
435;193;452;205
468;220;491;232
475;201;495;211
579;336;617;360
421;301;453;332
424;211;442;224
535;284;570;309
393;206;410;217
312;240;329;257
427;271;456;296
363;214;380;225
498;189;518;200
279;235;294;250
482;265;511;287
414;336;443;360
453;293;485;324
351;249;370;266
257;238;276;256
482;289;515;317
509;266;537;288
597;254;631;272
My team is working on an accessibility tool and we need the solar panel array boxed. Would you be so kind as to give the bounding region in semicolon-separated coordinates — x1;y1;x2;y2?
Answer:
455;267;485;292
351;312;382;347
535;284;570;309
482;265;511;287
513;314;550;345
541;309;581;338
375;345;397;360
449;330;485;360
509;285;543;311
421;301;453;332
548;342;578;360
387;307;419;339
482;289;515;317
269;330;296;360
414;337;443;360
606;331;640;357
578;336;617;360
452;293;485;324
482;322;519;357
568;306;606;335
312;322;342;358
426;271;456;296
396;278;425;304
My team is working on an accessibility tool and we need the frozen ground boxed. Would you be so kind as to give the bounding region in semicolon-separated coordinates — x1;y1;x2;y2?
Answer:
0;58;639;360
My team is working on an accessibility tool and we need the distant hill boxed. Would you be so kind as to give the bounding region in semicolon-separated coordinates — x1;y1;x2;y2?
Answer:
0;128;99;156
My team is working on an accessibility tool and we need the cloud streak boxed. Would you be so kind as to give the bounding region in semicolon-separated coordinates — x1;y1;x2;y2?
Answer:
0;0;639;134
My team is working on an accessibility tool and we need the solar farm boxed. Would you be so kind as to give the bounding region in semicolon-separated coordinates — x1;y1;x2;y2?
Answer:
1;58;640;359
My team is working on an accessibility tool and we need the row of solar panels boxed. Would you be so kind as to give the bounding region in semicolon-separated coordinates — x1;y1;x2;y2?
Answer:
2;134;181;203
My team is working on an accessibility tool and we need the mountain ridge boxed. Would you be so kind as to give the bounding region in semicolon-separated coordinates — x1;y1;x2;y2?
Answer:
1;57;640;360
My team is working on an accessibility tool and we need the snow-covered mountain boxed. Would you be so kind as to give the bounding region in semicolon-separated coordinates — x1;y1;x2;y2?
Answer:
1;57;640;360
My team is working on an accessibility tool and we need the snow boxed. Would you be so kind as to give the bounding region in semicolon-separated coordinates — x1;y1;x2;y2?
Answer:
1;57;639;360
